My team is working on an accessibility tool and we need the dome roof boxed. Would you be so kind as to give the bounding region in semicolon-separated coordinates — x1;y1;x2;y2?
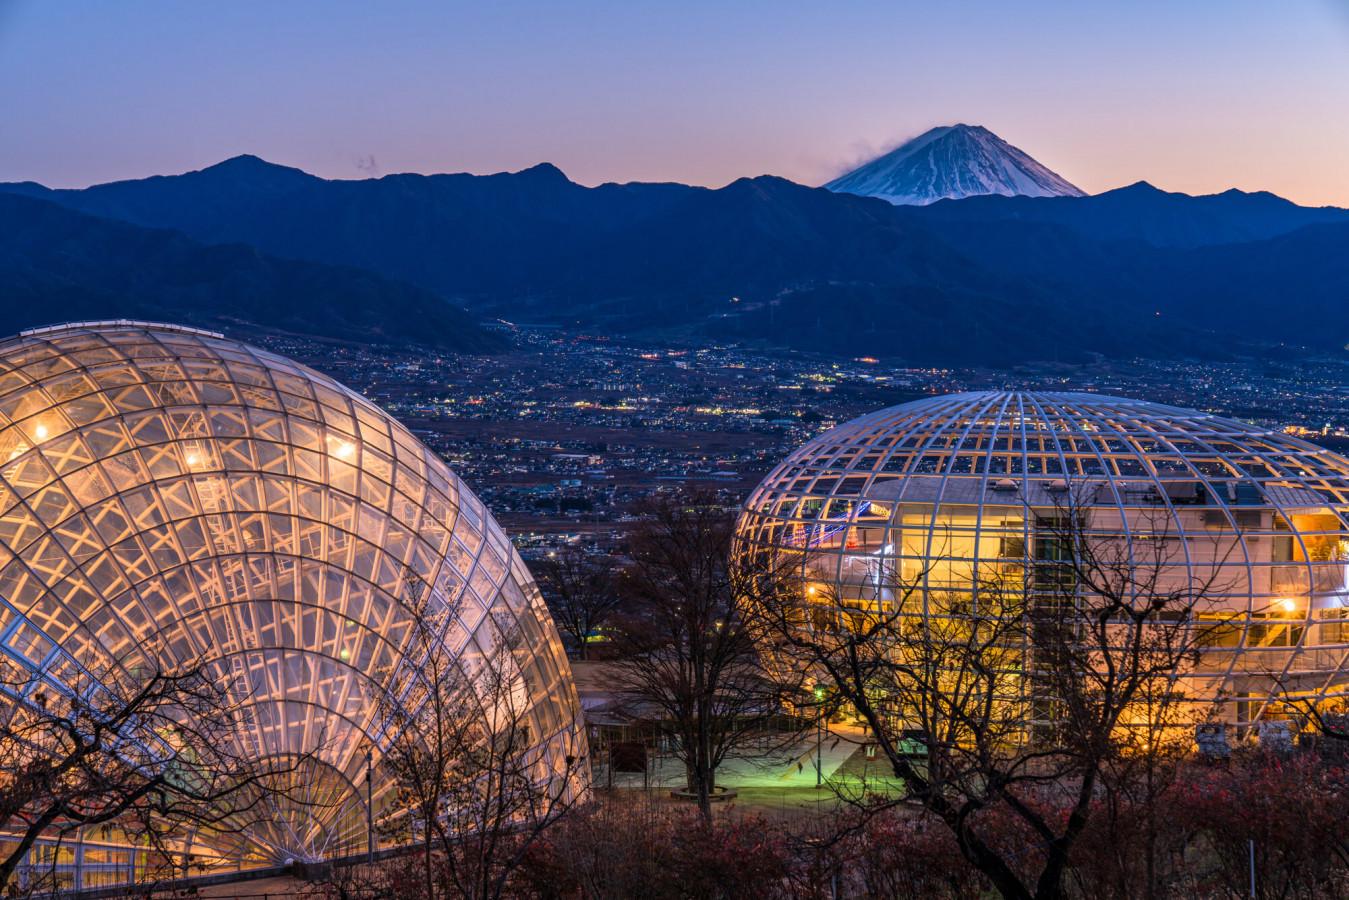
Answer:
746;391;1349;518
0;321;584;864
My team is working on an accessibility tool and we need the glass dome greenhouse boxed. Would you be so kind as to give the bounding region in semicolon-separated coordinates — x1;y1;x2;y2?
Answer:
0;321;585;886
737;391;1349;735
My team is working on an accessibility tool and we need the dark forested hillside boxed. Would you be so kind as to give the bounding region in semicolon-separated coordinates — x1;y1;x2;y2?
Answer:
0;193;504;351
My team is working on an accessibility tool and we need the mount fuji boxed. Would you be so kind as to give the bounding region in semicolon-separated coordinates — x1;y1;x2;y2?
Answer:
826;124;1085;205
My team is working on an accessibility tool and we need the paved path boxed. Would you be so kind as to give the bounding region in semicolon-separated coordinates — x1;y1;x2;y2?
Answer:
596;722;898;791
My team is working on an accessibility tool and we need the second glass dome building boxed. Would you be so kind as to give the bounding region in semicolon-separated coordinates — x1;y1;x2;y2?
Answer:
738;391;1349;730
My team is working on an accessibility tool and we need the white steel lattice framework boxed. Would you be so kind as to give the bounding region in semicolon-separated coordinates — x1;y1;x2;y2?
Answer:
738;391;1349;730
0;321;586;886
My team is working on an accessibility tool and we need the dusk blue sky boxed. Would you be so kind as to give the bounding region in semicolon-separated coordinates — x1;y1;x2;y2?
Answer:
4;1;1348;205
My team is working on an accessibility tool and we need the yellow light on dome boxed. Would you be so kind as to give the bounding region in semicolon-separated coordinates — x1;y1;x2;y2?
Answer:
182;441;209;470
328;436;356;461
1276;597;1298;613
33;423;48;440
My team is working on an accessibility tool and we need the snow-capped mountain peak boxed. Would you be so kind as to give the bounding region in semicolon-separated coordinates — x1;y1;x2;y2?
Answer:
825;124;1084;206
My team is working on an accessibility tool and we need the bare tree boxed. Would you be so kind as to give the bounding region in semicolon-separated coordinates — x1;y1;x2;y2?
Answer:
534;548;621;660
0;661;311;894
614;491;803;821
1071;645;1201;900
749;488;1223;900
374;571;586;900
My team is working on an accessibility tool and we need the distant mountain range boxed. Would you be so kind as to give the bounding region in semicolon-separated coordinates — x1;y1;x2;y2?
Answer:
3;149;1348;364
0;192;503;351
826;125;1084;205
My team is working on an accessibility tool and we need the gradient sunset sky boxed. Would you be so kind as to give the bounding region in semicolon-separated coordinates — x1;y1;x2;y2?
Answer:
4;1;1348;205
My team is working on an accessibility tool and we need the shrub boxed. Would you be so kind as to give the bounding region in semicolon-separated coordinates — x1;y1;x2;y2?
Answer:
852;810;990;900
515;797;790;899
1167;754;1349;899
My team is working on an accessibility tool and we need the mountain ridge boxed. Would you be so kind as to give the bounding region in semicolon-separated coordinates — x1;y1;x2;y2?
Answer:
3;154;1348;364
910;178;1349;247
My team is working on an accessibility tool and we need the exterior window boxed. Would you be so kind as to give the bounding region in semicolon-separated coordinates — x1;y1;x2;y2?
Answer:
1196;614;1241;649
1321;608;1349;644
1248;612;1304;648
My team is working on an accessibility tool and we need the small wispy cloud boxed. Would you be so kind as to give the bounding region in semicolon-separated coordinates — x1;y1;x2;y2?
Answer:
821;129;927;183
355;154;380;177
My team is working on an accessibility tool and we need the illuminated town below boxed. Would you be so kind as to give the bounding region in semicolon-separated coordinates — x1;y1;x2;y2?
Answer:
255;326;1349;556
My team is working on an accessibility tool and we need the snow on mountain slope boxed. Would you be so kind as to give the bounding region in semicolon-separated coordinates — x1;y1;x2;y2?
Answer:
826;124;1085;205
